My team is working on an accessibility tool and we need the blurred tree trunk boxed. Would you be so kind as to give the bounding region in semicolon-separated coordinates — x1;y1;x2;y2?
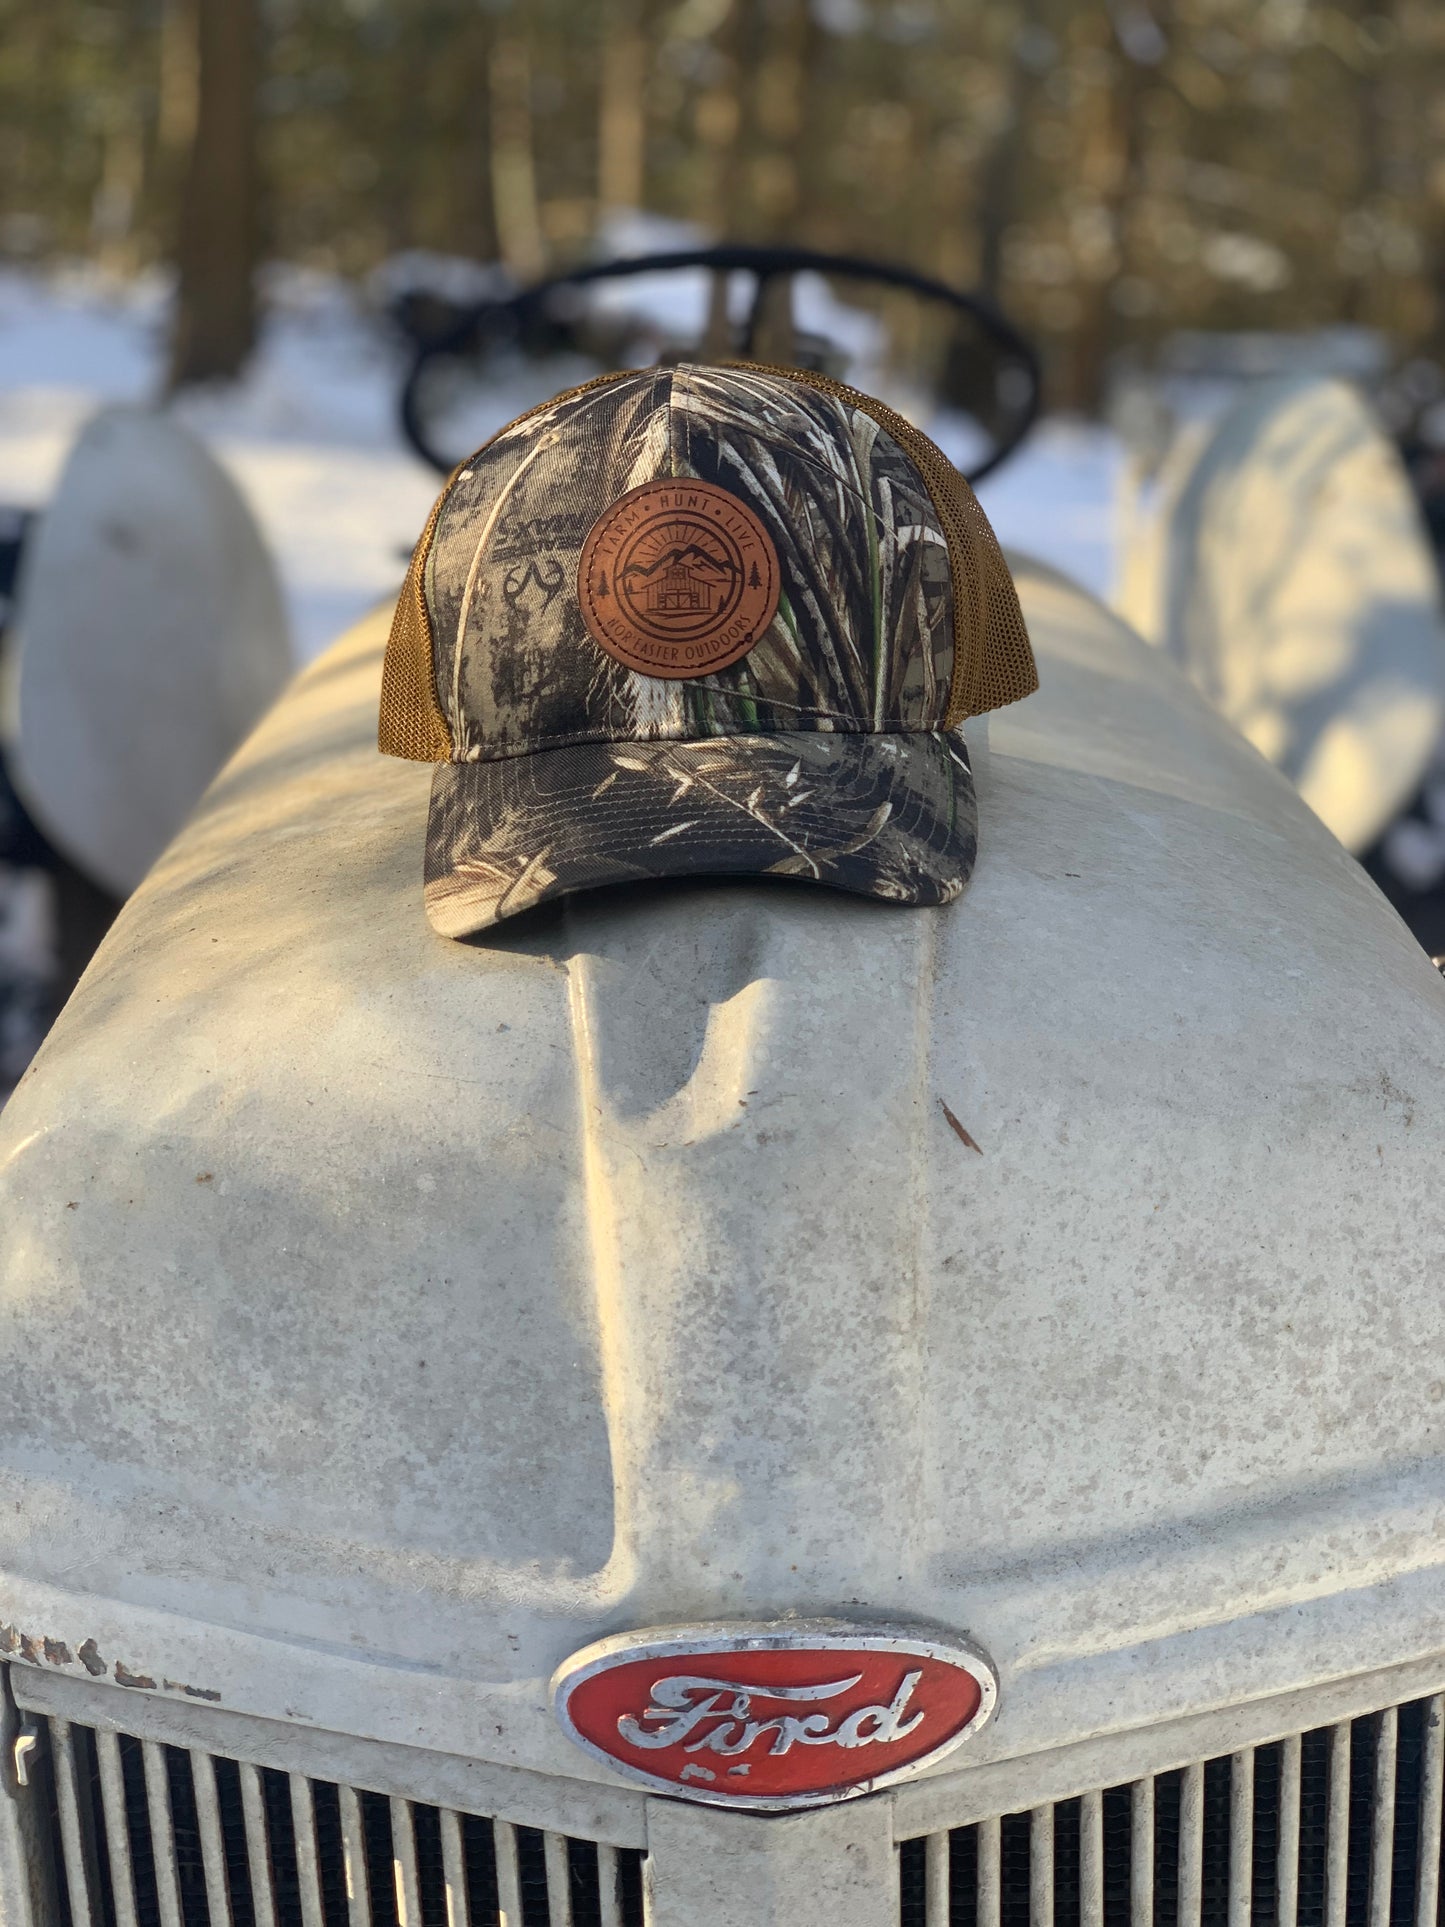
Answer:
91;116;145;276
1065;6;1159;413
379;25;429;258
598;0;647;218
490;31;545;280
167;0;260;389
156;0;199;170
1341;0;1400;328
697;0;750;235
455;9;499;264
977;4;1044;305
750;0;815;239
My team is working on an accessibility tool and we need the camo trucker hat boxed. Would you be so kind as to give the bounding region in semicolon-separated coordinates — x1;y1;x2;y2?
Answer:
379;362;1036;936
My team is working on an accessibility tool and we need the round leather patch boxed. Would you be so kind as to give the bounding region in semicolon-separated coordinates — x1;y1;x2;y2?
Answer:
578;479;781;679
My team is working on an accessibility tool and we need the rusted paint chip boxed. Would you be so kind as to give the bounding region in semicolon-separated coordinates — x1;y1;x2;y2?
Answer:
165;1677;222;1702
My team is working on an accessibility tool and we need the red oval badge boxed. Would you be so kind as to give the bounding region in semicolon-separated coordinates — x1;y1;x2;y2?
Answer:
552;1620;997;1810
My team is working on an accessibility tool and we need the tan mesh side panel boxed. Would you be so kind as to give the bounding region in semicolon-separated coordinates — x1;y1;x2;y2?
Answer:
726;361;1038;727
378;479;455;759
378;366;644;761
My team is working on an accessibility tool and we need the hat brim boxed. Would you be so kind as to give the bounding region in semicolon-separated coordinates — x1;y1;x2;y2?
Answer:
423;730;977;938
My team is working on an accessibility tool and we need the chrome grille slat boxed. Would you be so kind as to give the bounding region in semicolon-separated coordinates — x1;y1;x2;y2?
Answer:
493;1819;523;1927
439;1807;469;1927
143;1740;184;1927
1287;1742;1310;1927
93;1730;139;1927
1079;1787;1103;1927
1029;1804;1052;1927
976;1815;1001;1927
1418;1696;1445;1927
30;1712;645;1927
1179;1758;1206;1927
390;1797;422;1927
547;1830;574;1927
189;1748;234;1927
902;1689;1445;1927
1369;1706;1397;1927
1229;1750;1254;1927
289;1774;327;1927
599;1841;624;1927
338;1782;372;1927
925;1830;949;1927
51;1720;99;1927
1326;1722;1351;1927
239;1762;279;1927
542;1830;573;1927
1130;1775;1153;1927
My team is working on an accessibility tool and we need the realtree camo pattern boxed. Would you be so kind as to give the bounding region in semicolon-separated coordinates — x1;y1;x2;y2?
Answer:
423;730;976;936
417;362;984;934
424;365;956;761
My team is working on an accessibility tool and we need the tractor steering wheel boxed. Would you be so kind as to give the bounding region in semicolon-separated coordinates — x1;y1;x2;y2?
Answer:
396;244;1041;487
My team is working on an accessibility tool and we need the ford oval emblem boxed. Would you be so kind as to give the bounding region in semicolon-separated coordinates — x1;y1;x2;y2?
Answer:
551;1619;998;1810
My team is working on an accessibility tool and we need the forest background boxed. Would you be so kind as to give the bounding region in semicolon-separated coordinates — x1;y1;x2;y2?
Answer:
2;0;1444;411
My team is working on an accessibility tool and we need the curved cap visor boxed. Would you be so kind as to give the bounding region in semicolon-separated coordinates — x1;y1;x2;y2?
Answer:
424;731;977;937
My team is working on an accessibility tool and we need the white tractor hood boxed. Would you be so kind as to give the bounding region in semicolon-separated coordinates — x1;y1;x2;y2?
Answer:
3;557;1445;1807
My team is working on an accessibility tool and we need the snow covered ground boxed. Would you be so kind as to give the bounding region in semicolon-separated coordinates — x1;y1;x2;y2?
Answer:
0;263;1122;663
0;267;443;660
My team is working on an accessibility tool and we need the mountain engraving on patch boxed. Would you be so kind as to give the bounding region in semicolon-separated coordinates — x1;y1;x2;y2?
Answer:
579;479;781;678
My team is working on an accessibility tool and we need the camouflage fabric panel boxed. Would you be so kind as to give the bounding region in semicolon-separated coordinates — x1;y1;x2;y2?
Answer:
423;731;976;935
671;365;952;733
424;366;954;763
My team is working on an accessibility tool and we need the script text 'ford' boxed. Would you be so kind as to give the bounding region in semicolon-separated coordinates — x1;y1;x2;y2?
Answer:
551;1621;998;1810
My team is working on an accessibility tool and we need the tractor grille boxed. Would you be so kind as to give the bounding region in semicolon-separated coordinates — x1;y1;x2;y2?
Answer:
33;1714;645;1927
900;1693;1445;1927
